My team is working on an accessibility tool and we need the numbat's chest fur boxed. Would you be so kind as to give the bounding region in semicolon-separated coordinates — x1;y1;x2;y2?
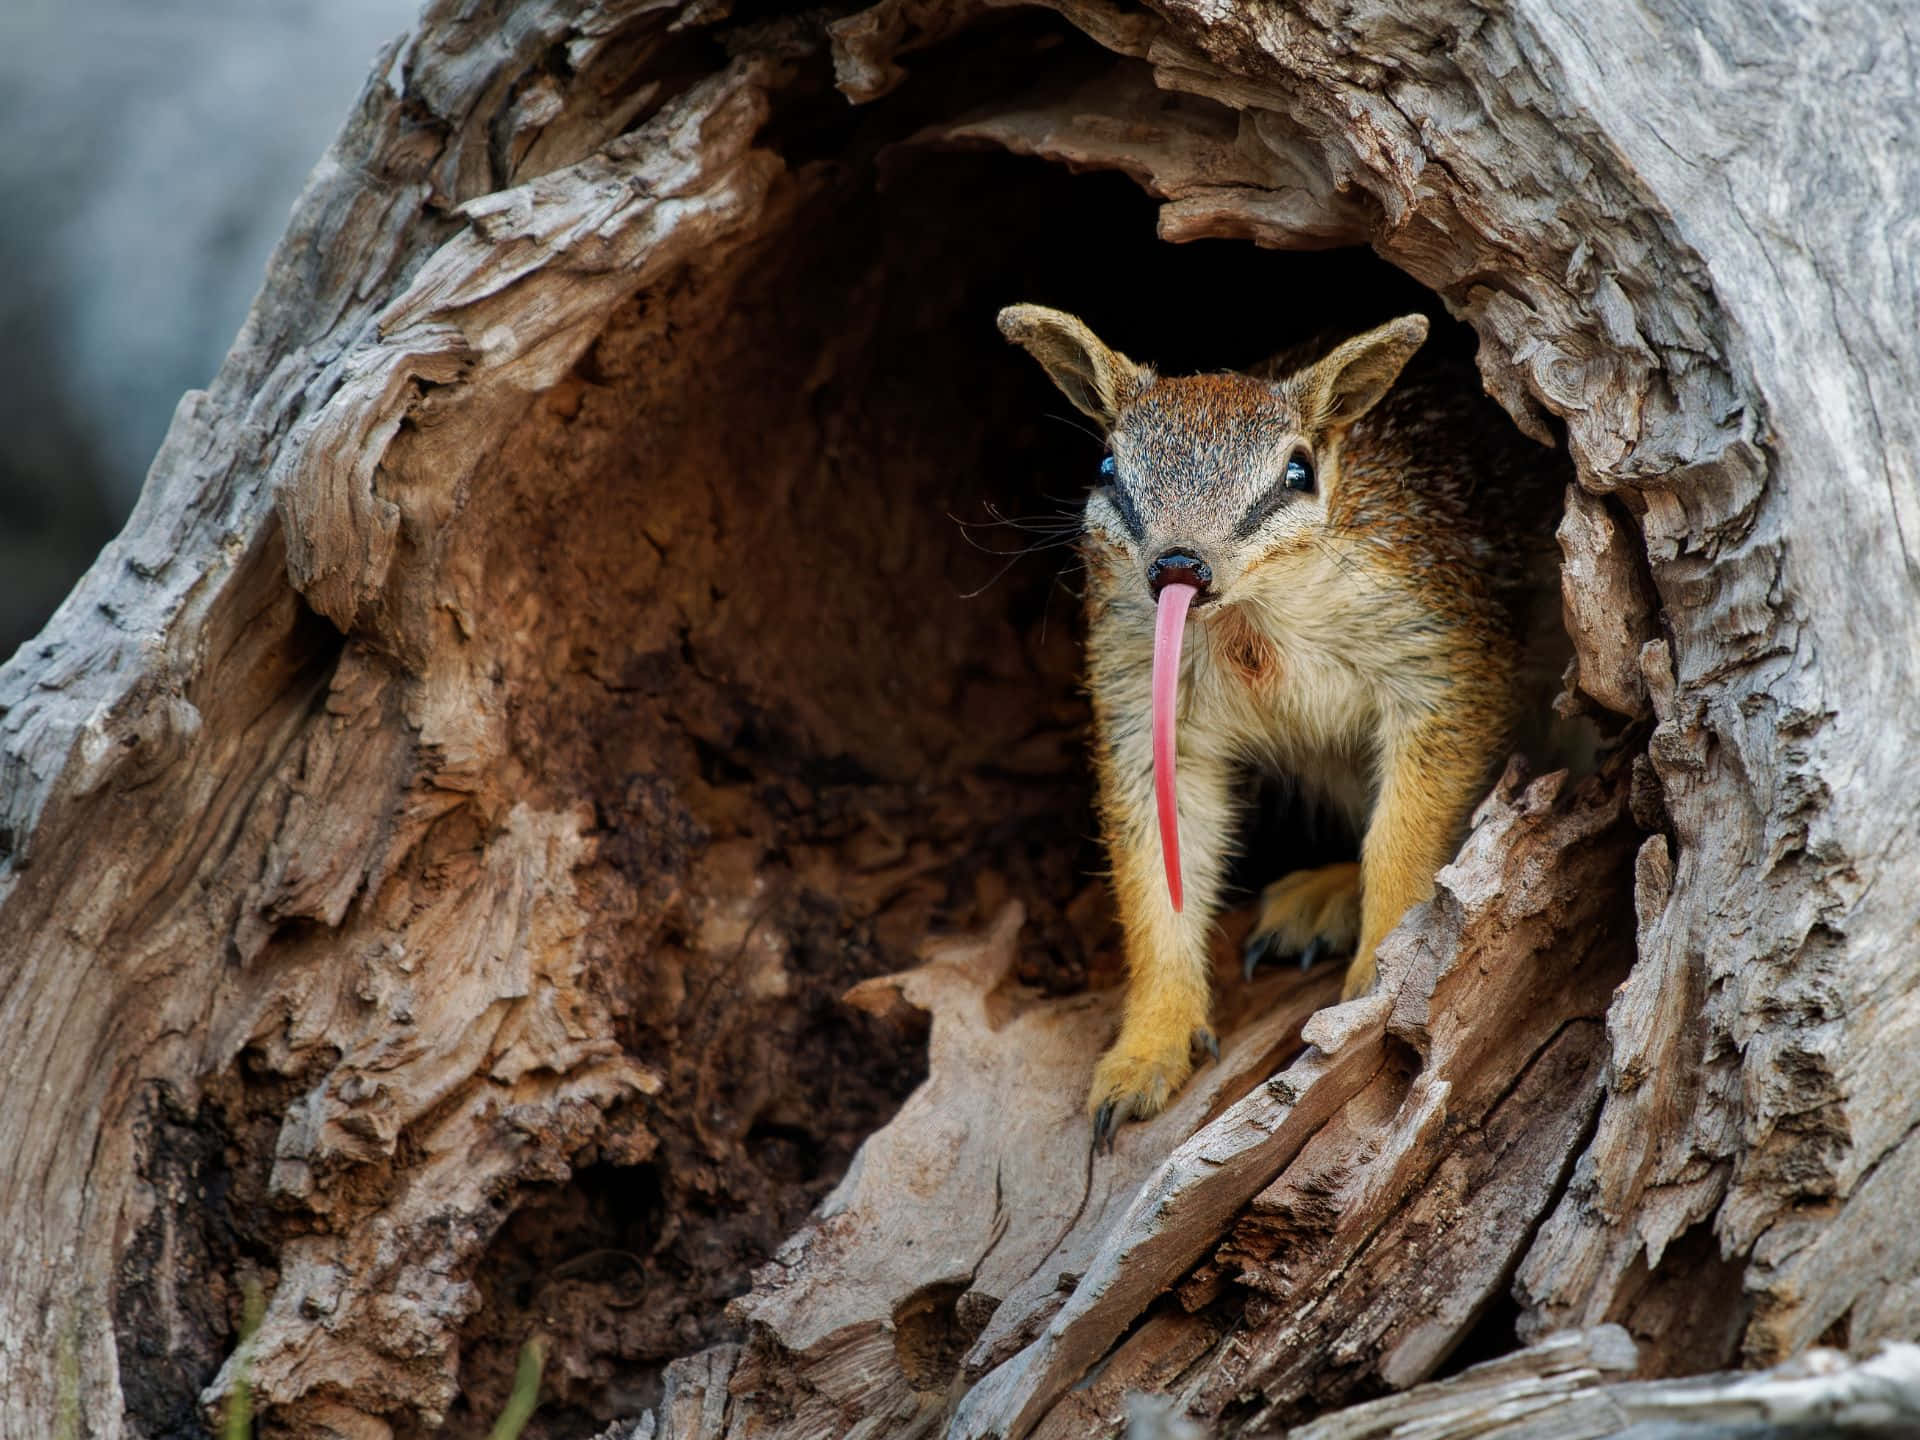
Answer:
998;301;1555;1145
1084;528;1461;829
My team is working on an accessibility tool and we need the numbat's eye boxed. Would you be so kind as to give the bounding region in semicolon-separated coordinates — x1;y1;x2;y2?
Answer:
1284;452;1315;493
1099;455;1116;479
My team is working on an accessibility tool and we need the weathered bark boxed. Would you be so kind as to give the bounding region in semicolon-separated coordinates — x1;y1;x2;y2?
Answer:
1282;1327;1920;1440
0;0;1914;1437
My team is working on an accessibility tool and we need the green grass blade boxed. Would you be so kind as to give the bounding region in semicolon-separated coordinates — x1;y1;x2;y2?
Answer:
486;1336;547;1440
224;1277;266;1440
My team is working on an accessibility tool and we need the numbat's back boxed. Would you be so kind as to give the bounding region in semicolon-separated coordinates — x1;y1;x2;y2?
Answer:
997;304;1566;1145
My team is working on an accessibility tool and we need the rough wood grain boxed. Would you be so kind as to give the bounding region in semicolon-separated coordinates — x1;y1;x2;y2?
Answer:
1288;1328;1920;1440
1284;1326;1642;1440
1;0;1915;1434
1555;487;1655;721
906;63;1372;250
696;907;1342;1440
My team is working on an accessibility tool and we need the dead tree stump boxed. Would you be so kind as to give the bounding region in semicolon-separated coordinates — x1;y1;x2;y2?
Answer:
1;0;1915;1437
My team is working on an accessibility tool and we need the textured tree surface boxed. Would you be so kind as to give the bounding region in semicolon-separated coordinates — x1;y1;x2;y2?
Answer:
0;0;1914;1437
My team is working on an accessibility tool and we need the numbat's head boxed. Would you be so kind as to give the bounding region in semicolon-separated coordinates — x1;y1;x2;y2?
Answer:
997;304;1428;609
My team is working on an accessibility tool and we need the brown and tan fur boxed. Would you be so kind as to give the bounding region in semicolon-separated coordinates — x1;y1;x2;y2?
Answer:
997;304;1558;1133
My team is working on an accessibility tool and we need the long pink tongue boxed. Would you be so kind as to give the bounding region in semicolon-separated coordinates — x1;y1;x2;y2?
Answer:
1153;582;1198;912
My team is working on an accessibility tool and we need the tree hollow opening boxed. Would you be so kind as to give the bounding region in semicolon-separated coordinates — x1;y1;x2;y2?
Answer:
439;55;1584;1432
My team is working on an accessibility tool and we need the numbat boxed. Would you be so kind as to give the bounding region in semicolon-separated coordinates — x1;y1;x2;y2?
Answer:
998;304;1559;1143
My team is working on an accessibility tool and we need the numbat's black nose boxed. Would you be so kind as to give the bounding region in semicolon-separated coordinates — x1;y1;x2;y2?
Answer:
1148;550;1213;598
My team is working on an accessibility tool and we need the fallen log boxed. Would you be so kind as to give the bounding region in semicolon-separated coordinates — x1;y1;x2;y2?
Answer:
1;0;1915;1436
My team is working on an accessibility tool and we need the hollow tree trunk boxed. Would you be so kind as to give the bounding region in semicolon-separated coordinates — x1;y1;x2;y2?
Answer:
0;1;1914;1438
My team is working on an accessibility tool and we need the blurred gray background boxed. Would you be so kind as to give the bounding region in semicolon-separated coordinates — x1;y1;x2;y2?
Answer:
0;0;419;659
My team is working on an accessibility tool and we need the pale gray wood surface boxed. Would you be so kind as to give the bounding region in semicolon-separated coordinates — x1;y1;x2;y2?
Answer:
0;0;1913;1435
1283;1328;1920;1440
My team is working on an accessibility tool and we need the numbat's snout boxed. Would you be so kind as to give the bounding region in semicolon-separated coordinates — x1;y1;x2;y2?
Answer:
997;300;1556;1147
1147;550;1212;599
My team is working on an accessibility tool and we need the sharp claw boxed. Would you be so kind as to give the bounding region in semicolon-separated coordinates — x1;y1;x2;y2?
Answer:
1242;933;1272;983
1193;1027;1220;1062
1299;934;1330;971
1092;1102;1115;1153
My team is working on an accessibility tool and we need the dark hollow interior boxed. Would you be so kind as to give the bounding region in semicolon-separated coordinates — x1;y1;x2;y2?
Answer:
391;29;1570;1436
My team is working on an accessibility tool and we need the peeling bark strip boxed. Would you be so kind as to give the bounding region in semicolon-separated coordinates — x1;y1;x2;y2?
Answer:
1285;1327;1920;1440
0;0;1916;1436
721;907;1345;1440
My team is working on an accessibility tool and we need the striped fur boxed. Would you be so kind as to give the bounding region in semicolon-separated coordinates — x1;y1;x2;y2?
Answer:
999;304;1556;1132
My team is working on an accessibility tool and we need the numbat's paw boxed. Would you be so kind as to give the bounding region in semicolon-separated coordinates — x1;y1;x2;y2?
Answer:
1089;1024;1215;1149
1242;861;1361;981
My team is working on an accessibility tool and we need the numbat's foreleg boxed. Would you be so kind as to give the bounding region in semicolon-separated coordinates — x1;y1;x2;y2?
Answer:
1086;678;1237;1147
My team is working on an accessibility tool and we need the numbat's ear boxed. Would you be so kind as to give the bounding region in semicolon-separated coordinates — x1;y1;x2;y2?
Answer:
1303;314;1430;431
997;304;1152;431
